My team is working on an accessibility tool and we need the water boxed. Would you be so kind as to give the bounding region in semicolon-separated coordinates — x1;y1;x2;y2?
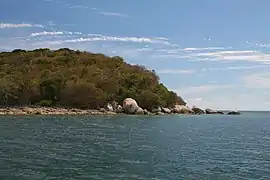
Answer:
0;113;270;180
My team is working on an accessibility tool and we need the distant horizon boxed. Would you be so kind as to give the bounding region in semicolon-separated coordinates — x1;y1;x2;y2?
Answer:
1;0;270;110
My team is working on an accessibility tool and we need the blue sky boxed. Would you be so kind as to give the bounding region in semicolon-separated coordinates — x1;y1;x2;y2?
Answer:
1;0;270;110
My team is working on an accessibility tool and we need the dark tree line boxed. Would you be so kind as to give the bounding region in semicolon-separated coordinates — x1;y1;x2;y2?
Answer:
0;48;186;110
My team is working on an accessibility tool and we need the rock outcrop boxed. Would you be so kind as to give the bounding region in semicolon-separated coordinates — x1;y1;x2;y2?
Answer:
161;107;171;114
205;108;224;114
172;105;194;114
228;111;241;115
192;106;205;114
122;98;140;114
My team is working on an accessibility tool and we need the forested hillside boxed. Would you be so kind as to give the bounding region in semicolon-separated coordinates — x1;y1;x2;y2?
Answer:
0;48;185;110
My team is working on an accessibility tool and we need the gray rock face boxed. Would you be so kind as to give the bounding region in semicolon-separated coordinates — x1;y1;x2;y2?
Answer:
122;98;139;114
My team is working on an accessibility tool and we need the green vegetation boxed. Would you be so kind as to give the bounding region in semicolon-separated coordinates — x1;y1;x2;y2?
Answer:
0;48;185;110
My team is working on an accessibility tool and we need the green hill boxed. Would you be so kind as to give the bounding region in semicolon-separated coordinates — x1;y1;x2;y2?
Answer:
0;48;185;110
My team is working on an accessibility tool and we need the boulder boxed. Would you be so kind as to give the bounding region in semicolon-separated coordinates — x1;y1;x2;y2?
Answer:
161;107;171;114
156;112;165;115
135;107;145;115
172;105;194;114
106;103;114;112
143;109;151;115
112;101;118;110
228;111;241;115
115;105;123;113
122;98;140;114
99;108;106;113
205;108;224;114
151;107;161;113
192;106;205;114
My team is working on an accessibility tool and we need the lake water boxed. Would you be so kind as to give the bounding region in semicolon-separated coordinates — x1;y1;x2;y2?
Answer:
0;113;270;180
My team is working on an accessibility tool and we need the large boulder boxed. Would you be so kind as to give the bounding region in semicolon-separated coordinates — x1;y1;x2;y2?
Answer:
192;106;205;114
135;107;145;115
122;98;140;114
172;105;194;114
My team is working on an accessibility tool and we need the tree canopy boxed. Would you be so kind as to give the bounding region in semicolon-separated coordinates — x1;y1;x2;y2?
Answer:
0;48;186;110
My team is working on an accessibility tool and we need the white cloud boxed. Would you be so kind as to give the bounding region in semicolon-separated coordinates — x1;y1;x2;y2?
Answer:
0;23;43;29
30;31;82;37
194;50;270;63
157;69;196;74
183;47;227;51
36;34;170;45
100;11;129;18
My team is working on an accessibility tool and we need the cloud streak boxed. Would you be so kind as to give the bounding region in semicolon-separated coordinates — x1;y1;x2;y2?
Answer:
30;31;82;37
100;11;129;18
0;23;43;29
33;34;171;45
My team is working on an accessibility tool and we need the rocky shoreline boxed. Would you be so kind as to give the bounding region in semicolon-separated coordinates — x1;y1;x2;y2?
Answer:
0;98;240;116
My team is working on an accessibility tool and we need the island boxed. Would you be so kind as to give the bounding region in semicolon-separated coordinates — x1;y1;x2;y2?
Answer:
0;48;240;116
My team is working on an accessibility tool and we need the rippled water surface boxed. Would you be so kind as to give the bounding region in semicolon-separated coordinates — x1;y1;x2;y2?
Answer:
0;113;270;179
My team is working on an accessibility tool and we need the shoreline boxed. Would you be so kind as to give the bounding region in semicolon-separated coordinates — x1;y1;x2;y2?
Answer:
0;106;240;116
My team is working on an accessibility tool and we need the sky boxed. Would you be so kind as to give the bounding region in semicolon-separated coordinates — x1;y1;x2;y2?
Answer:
0;0;270;110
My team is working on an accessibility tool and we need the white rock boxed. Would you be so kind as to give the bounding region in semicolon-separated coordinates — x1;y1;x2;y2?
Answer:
161;107;171;114
122;98;139;114
106;103;114;112
135;107;144;115
173;105;193;114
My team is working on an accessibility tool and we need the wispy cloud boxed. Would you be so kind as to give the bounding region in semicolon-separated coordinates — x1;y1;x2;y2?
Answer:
0;23;43;29
183;47;227;51
34;34;171;45
30;31;82;37
192;50;270;64
100;11;129;18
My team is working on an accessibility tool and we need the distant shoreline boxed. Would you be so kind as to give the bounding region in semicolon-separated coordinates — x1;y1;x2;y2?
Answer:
0;106;243;116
